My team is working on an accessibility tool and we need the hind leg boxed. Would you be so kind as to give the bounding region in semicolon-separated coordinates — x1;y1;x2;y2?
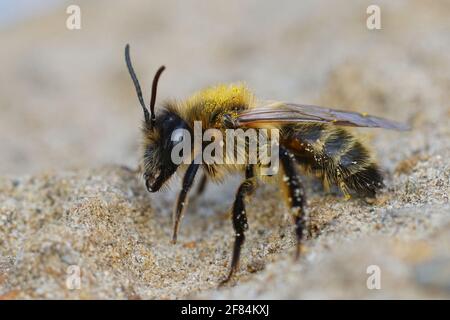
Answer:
279;147;306;259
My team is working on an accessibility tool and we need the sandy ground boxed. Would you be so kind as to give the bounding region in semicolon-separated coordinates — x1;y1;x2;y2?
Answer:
0;0;449;299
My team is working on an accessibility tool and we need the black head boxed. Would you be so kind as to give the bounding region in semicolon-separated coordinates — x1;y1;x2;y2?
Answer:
125;44;189;192
141;110;190;192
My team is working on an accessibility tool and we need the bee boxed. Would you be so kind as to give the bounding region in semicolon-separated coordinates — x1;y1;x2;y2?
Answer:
124;44;409;284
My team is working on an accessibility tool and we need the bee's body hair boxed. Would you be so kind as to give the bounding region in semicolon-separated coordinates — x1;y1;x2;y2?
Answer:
281;123;383;197
162;84;255;182
164;83;254;130
159;83;383;197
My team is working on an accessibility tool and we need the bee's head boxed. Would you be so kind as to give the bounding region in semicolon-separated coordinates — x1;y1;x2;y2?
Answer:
141;110;190;192
125;44;189;192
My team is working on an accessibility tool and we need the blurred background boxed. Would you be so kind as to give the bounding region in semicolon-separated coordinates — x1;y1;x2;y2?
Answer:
0;0;448;175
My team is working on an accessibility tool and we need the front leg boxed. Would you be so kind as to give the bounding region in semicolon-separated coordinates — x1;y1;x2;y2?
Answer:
279;147;306;259
221;165;255;284
172;161;200;244
193;172;208;198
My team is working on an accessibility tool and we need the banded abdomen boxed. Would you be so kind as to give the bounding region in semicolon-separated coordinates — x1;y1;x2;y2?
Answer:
281;123;384;197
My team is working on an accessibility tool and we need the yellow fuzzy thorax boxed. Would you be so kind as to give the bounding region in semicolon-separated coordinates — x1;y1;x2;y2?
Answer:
186;83;255;110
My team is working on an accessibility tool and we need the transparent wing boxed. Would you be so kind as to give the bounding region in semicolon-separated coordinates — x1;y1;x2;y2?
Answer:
236;102;410;131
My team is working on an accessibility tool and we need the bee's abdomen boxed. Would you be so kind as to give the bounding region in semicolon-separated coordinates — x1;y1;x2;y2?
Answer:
282;124;384;197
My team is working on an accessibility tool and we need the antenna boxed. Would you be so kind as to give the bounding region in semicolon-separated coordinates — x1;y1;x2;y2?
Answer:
125;44;150;124
149;65;166;128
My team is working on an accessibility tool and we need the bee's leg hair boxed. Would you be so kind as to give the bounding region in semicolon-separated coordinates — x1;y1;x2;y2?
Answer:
220;165;255;285
279;146;306;260
172;161;200;244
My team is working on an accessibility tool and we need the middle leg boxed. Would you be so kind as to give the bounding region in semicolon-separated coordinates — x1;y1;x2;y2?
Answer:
221;165;255;284
279;146;306;259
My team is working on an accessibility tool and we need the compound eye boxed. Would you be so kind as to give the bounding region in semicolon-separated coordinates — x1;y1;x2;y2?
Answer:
171;128;186;144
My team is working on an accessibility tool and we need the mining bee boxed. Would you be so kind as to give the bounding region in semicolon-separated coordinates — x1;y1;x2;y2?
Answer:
124;44;409;284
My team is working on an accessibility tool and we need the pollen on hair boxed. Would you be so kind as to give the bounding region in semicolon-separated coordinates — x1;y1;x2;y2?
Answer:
187;83;255;110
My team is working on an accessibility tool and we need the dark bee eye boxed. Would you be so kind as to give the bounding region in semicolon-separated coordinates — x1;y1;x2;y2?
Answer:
171;129;185;144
